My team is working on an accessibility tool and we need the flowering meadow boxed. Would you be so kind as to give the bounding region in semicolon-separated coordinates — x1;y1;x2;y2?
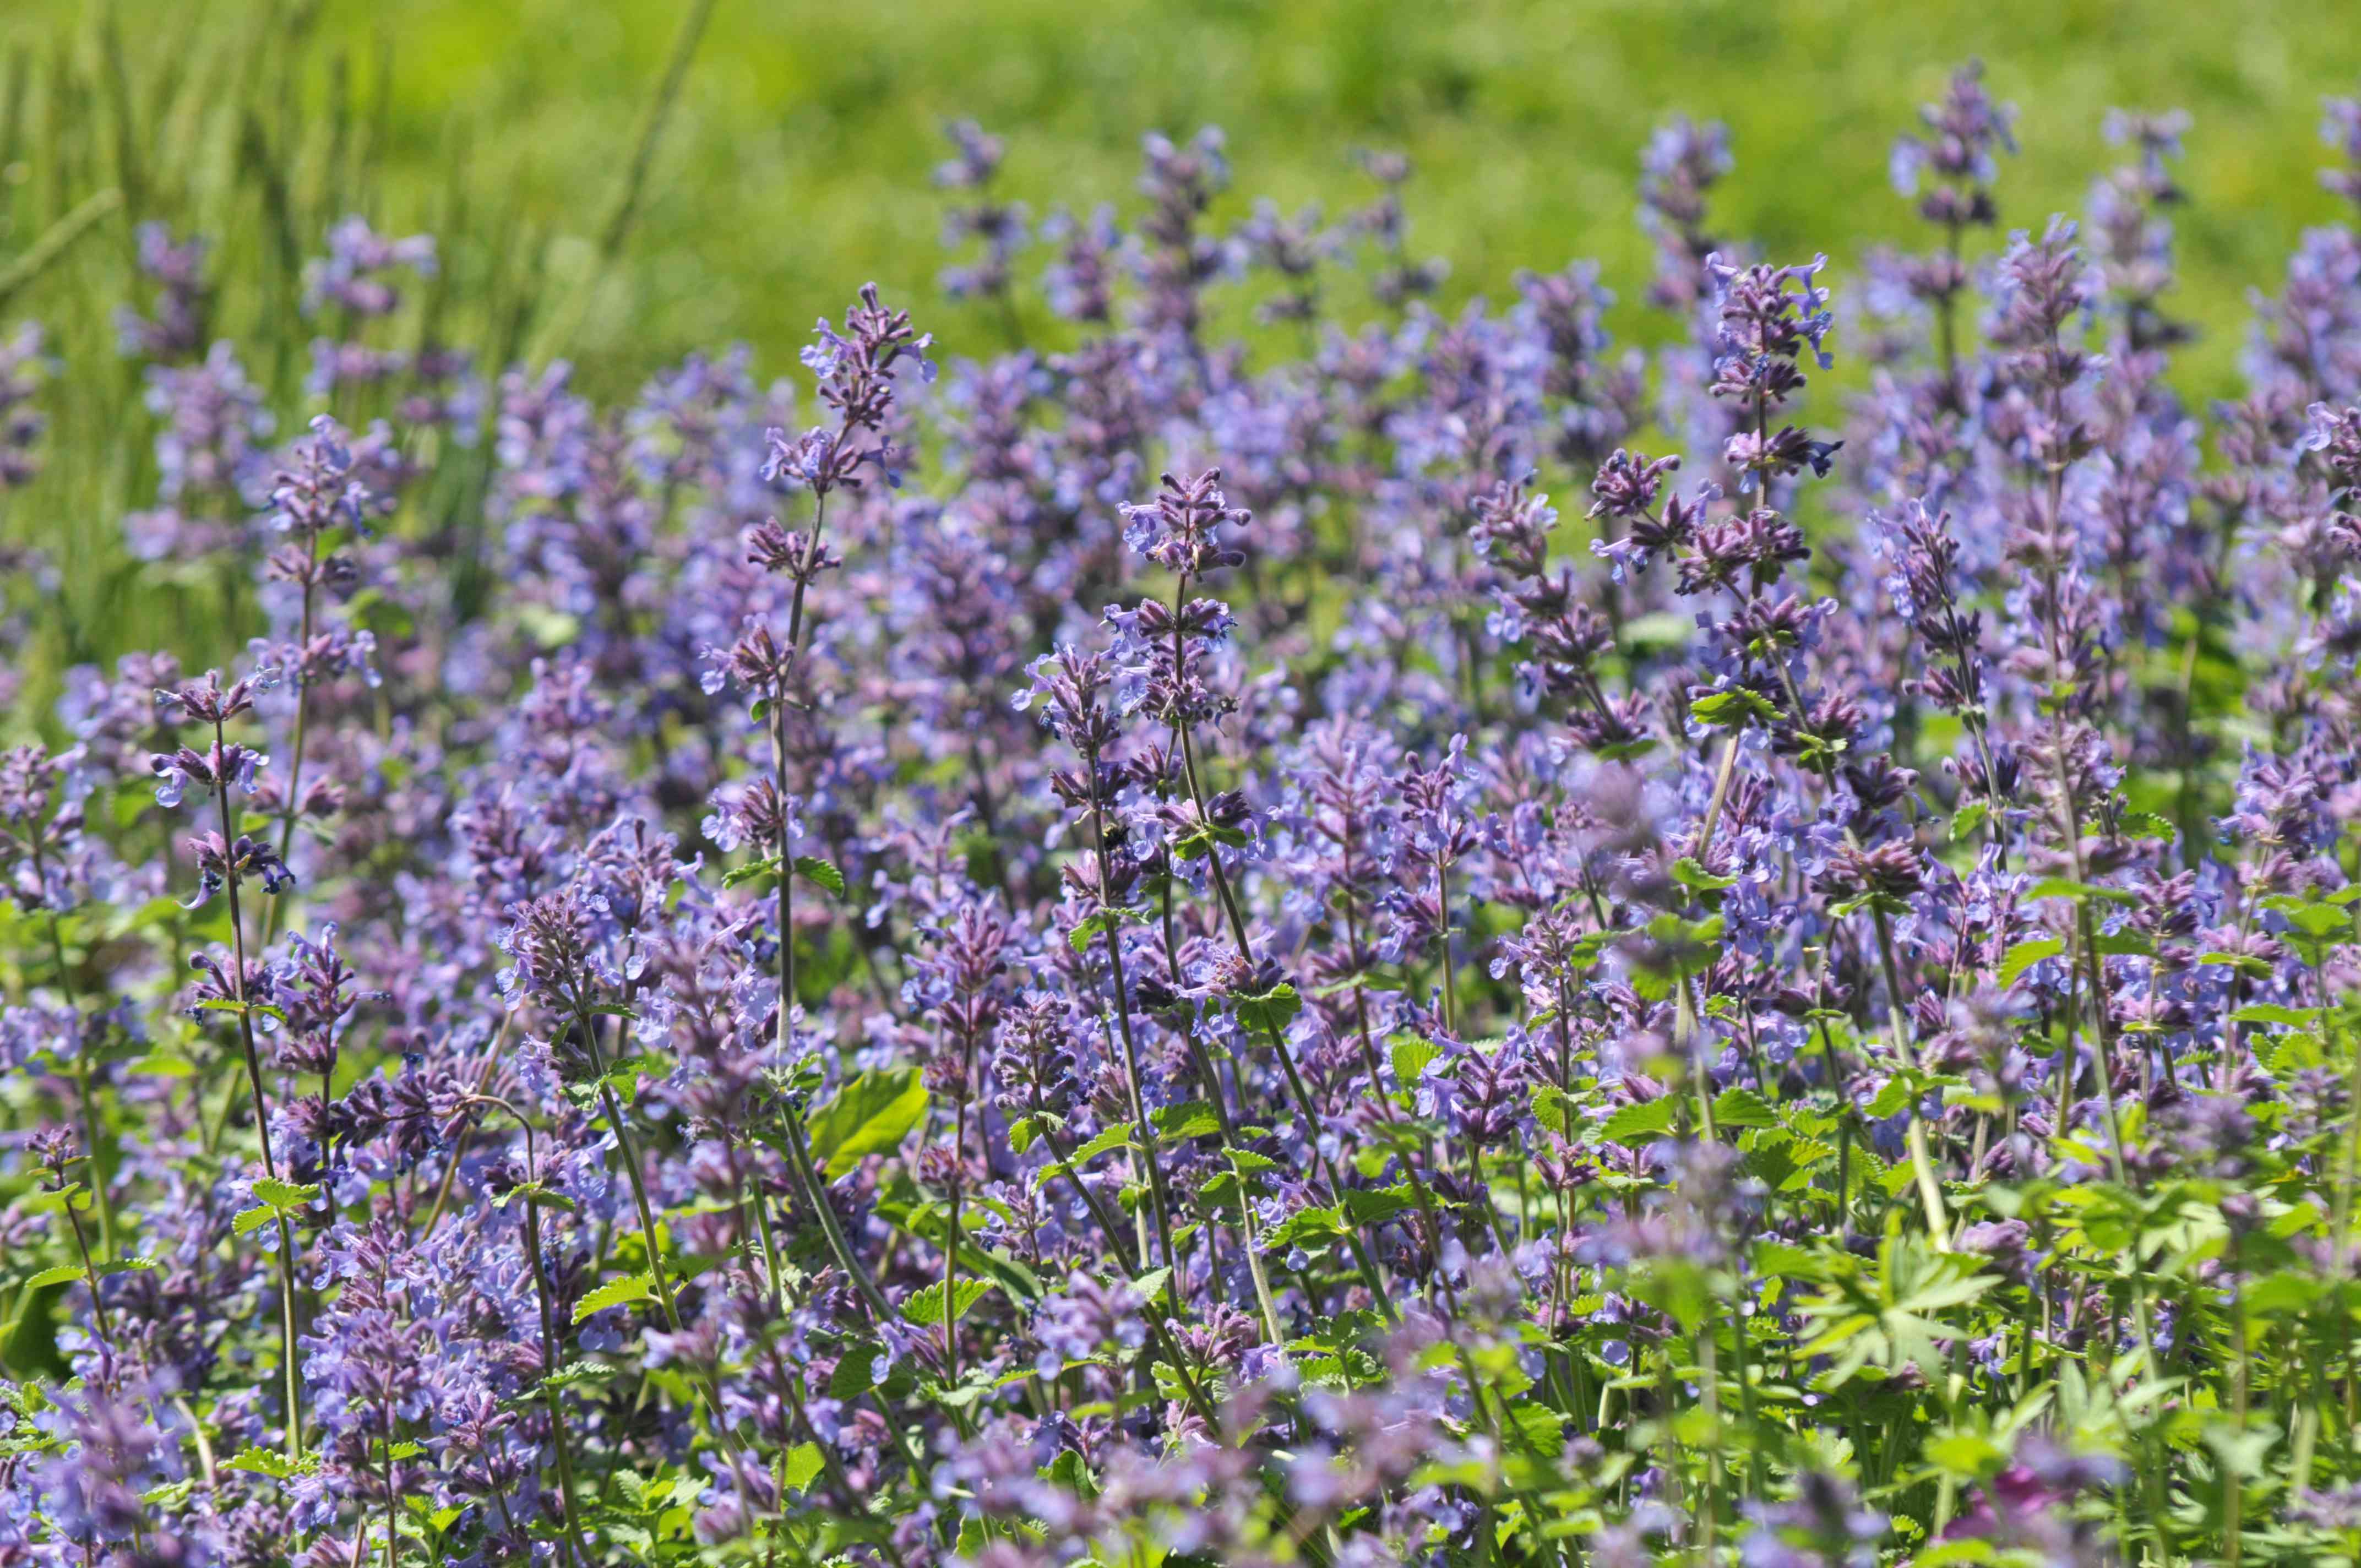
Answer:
12;57;2361;1566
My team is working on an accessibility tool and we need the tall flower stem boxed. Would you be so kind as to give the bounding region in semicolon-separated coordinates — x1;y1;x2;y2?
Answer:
755;492;897;1331
569;1002;748;1463
1166;577;1397;1322
36;894;115;1260
59;1172;115;1357
458;1095;591;1564
213;716;304;1458
1034;1118;1223;1428
258;528;320;951
943;1097;966;1385
1092;769;1284;1345
1764;662;1951;1245
1076;746;1182;1277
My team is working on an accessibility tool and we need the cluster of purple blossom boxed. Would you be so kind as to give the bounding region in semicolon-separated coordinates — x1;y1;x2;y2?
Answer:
9;62;2361;1567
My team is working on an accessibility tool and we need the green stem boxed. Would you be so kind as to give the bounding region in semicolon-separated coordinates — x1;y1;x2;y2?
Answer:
39;900;116;1261
572;1005;747;1462
259;531;320;951
211;718;304;1457
1079;751;1182;1279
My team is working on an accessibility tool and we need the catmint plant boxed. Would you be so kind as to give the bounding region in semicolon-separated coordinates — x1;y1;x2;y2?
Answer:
15;67;2361;1568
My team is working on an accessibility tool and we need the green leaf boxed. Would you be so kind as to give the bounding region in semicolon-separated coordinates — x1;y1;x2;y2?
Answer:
493;1179;579;1213
1689;687;1776;729
1751;1240;1824;1281
1341;1186;1413;1227
223;1445;320;1481
1169;821;1249;861
782;1441;825;1494
1599;1098;1678;1147
1949;799;1990;842
2262;894;2348;941
252;1177;321;1212
1076;1123;1137;1164
826;1341;884;1400
1709;1086;1778;1129
2231;1004;2314;1028
1264;1204;1346;1250
20;1264;89;1292
1671;857;1738;892
1864;1077;1918;1119
1996;937;2065;988
1068;907;1146;953
1531;1083;1581;1137
721;855;782;889
1390;1035;1441;1091
573;1271;656;1324
18;1183;83;1216
792;856;846;897
807;1069;927;1167
1234;981;1302;1036
1152;1101;1222;1142
540;1360;619;1392
900;1278;997;1327
2027;877;2135;905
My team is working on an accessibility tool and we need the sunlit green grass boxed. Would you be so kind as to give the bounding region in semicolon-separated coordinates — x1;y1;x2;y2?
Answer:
1;0;2356;717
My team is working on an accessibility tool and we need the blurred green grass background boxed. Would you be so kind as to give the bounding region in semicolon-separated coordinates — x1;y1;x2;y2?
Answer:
2;0;2358;709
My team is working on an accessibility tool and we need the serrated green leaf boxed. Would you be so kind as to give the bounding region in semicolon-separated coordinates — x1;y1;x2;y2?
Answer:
721;855;782;889
782;1441;825;1494
1864;1077;1916;1119
1531;1082;1581;1137
808;1069;927;1168
1264;1204;1345;1250
900;1278;997;1327
1709;1086;1778;1129
1690;687;1776;729
1671;856;1738;891
1151;1100;1222;1142
1599;1098;1678;1147
1068;907;1146;954
252;1177;320;1212
2027;877;2135;905
1234;981;1302;1035
1341;1186;1413;1227
792;856;846;896
1068;1124;1134;1165
1390;1035;1441;1091
541;1360;620;1392
1996;937;2064;988
223;1445;319;1480
573;1271;656;1324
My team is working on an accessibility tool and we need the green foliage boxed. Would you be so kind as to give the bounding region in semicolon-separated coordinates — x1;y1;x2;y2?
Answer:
805;1068;927;1167
5;1;2361;723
